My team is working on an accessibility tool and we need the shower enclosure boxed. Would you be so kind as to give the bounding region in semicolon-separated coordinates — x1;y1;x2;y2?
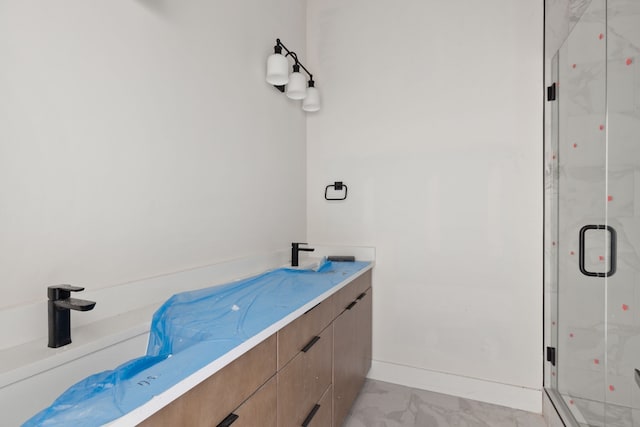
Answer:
546;0;640;425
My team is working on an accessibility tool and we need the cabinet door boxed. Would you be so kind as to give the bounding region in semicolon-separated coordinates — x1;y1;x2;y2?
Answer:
355;288;372;382
224;376;276;427
333;305;358;427
277;325;333;427
333;286;372;427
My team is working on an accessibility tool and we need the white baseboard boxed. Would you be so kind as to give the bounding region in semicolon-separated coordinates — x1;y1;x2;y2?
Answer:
367;360;542;414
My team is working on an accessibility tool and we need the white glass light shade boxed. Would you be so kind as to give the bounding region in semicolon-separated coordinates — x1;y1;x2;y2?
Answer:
266;53;289;86
302;86;321;112
286;71;307;100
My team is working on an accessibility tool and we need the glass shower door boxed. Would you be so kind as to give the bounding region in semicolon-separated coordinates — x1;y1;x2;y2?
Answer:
553;0;609;424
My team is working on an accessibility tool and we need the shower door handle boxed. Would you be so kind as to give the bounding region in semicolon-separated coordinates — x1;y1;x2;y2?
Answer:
579;225;617;277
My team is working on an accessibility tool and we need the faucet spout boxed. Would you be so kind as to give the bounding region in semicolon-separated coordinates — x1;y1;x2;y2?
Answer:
291;242;315;267
54;298;96;312
48;285;96;348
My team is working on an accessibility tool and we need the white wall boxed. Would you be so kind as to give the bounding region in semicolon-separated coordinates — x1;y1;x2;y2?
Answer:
0;0;307;310
307;0;544;411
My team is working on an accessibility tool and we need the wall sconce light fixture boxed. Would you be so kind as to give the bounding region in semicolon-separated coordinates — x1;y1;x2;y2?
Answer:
266;38;320;113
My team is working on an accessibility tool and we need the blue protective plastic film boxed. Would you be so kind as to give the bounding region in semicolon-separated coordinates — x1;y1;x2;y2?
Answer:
24;260;370;426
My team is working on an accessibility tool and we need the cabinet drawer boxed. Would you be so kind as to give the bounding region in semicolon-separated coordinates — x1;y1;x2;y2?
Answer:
303;385;332;427
277;325;333;427
333;270;371;318
219;376;276;427
138;334;276;427
278;294;334;370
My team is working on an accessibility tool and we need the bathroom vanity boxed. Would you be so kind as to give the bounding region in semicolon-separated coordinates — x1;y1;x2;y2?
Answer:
138;269;372;427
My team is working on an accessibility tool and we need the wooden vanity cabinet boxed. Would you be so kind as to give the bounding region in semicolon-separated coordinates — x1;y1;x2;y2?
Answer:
137;269;372;427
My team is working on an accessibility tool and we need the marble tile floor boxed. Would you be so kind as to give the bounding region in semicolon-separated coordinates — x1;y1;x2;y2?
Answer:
343;379;547;427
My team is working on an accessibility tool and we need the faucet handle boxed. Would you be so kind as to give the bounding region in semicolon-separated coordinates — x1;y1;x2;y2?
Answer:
48;284;85;300
50;284;85;292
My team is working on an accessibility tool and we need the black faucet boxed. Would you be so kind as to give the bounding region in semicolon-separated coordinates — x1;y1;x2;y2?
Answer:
291;242;315;267
48;285;96;348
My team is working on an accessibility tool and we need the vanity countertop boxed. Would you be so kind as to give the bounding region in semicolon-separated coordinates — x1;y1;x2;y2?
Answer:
26;260;373;427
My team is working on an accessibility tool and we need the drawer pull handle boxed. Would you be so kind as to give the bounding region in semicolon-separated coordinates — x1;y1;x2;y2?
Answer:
356;292;367;300
217;413;239;427
302;335;321;353
301;404;321;427
346;300;358;310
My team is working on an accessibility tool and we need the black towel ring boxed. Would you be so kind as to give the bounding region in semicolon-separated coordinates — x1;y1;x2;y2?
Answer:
325;181;348;201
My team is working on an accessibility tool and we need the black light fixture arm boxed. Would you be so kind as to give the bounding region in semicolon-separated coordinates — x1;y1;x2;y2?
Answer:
275;39;313;81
